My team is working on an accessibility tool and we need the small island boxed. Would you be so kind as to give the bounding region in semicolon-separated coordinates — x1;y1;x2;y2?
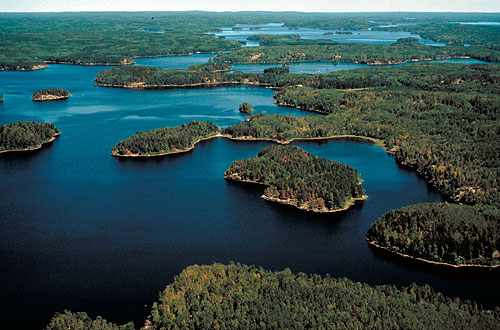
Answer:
32;88;70;101
238;102;254;114
224;145;366;212
366;203;500;268
0;91;4;103
0;121;60;153
111;120;220;157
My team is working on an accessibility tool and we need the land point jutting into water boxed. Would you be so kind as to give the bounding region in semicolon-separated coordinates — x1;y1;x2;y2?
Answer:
1;10;500;330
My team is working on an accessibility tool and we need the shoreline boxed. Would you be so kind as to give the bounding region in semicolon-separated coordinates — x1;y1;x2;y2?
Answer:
366;239;500;270
225;174;367;213
112;133;385;157
110;134;224;157
32;94;70;102
0;133;60;154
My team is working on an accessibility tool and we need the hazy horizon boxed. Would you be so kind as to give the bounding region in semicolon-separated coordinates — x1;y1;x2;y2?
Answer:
1;0;499;13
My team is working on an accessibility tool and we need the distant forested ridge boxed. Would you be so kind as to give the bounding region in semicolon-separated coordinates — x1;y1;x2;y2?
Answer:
0;121;60;153
47;263;500;329
367;203;500;267
225;145;365;212
212;42;500;65
32;88;70;101
111;121;220;156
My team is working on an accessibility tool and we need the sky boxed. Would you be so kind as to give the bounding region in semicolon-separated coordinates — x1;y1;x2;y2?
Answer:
1;0;499;13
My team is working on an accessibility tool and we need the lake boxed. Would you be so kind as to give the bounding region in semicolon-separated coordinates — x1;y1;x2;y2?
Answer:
213;23;446;46
0;62;499;329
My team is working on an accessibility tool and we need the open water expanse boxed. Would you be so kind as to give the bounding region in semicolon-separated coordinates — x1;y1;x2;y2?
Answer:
1;61;499;329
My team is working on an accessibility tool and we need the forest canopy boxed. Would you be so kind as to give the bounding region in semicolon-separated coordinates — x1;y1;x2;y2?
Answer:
0;121;60;152
224;145;365;212
366;203;500;266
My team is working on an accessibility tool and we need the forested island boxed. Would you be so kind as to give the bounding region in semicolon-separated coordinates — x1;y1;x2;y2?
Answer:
186;62;232;72
32;88;70;101
224;145;366;212
238;102;253;114
0;121;60;153
111;121;220;157
45;263;500;330
367;203;500;267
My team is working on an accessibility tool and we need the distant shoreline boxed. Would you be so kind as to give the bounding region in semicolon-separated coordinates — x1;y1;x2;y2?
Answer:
0;133;60;154
367;239;500;269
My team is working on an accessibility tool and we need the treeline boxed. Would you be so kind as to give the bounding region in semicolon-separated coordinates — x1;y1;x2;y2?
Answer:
111;121;220;156
45;310;134;330
367;203;500;266
225;145;365;212
95;63;500;94
186;62;232;72
0;121;60;152
46;263;500;329
212;42;500;64
246;34;301;41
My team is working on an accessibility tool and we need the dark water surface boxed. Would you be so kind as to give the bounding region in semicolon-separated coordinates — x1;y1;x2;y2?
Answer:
0;63;499;329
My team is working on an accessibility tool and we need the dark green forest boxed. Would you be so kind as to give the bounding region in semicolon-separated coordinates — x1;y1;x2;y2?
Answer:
95;63;500;94
111;121;220;156
367;203;500;266
225;145;365;212
186;62;232;72
0;121;60;152
32;88;69;100
46;263;500;329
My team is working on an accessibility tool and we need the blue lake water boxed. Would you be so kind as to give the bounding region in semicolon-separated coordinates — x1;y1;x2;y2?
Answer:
1;63;499;329
214;23;445;46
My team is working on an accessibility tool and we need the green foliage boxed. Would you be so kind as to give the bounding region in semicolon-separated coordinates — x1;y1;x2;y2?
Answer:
111;121;220;156
238;102;253;114
213;43;500;64
151;263;500;329
96;63;500;94
32;88;69;100
44;310;134;330
225;145;364;211
367;203;500;266
187;62;232;72
0;121;60;152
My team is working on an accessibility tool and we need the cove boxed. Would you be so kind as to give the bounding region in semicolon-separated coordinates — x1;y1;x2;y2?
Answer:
1;64;499;329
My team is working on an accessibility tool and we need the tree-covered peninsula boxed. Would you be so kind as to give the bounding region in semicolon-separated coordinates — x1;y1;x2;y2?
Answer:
224;145;366;212
0;121;60;153
212;41;500;65
46;263;500;330
367;203;500;267
32;88;70;101
111;121;220;157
